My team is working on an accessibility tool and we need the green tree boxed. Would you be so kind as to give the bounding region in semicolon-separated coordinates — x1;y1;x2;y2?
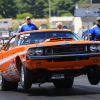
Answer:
61;12;73;17
15;0;48;18
0;0;18;18
0;15;3;19
1;0;92;18
17;13;32;19
92;0;100;3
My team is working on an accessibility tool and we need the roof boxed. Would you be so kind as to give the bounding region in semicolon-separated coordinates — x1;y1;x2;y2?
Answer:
17;29;72;36
76;4;100;22
49;17;74;22
76;4;100;9
81;17;97;22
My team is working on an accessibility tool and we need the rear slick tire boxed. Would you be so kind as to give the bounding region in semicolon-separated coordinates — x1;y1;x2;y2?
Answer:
9;82;18;91
0;74;18;91
19;62;32;90
0;75;9;91
87;65;100;85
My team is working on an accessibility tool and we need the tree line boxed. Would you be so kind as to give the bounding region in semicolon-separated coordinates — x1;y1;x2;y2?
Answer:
0;0;99;19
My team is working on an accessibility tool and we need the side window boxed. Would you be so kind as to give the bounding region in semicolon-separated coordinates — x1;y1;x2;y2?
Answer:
6;37;16;51
77;30;82;38
15;35;20;46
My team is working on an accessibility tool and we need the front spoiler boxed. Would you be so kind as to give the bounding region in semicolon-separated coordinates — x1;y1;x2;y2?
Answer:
26;53;100;60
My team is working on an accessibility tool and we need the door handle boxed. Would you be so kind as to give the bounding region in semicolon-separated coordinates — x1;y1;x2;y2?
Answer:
2;56;3;59
13;53;14;54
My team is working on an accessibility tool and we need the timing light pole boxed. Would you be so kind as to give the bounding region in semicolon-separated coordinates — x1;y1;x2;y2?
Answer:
85;0;92;41
49;0;51;18
85;6;91;41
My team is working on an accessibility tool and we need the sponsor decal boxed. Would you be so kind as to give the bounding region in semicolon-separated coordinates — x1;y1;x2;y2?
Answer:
21;55;23;58
13;59;15;64
65;41;69;44
23;61;28;66
2;63;19;81
0;51;26;81
1;70;3;73
22;59;28;66
22;59;26;61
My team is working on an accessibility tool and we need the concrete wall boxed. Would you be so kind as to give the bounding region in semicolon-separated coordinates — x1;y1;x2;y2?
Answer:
73;17;82;33
73;17;94;33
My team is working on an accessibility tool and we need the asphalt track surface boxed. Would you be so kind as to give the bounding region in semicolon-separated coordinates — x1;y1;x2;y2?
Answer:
0;75;100;100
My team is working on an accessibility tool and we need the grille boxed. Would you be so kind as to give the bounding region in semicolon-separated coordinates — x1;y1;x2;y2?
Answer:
45;45;87;55
46;57;89;62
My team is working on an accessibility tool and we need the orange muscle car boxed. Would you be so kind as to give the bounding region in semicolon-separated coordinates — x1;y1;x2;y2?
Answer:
0;29;100;90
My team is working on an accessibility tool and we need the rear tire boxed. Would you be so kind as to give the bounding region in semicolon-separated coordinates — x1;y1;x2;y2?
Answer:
0;75;9;91
87;65;100;85
53;77;74;88
8;82;18;91
0;74;18;91
19;61;32;89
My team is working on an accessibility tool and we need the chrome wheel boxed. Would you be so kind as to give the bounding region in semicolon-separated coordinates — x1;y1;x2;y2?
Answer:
21;66;24;85
19;62;32;89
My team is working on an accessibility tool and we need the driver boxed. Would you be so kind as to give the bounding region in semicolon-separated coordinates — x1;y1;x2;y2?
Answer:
90;17;100;41
18;16;38;32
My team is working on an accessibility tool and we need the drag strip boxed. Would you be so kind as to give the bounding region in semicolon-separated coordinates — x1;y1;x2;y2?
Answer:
0;75;100;100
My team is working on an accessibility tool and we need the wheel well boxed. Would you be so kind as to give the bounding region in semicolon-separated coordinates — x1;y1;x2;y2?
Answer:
15;56;21;70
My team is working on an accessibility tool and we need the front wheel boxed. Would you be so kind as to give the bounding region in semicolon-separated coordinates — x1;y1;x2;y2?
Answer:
19;62;32;89
87;65;100;85
53;77;74;88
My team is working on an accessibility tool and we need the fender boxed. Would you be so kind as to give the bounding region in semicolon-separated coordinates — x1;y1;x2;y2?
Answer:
15;54;33;70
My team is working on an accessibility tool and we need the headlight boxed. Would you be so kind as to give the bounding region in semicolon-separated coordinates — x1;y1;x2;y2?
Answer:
90;45;97;52
27;48;35;56
35;48;43;56
97;45;100;51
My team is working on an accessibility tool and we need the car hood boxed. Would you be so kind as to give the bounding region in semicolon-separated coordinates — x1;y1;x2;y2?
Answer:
19;40;100;51
36;40;100;47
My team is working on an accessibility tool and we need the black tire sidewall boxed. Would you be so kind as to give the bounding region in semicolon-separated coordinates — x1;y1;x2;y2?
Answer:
1;75;18;91
1;75;9;91
19;61;32;89
87;66;100;85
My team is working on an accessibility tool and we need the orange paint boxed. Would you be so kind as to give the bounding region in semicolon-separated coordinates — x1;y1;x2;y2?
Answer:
0;29;100;82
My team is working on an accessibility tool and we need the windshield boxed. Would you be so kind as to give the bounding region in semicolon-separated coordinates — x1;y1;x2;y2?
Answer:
16;31;82;46
78;29;88;38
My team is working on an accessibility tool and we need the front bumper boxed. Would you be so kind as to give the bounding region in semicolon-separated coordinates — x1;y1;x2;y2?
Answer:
27;53;100;60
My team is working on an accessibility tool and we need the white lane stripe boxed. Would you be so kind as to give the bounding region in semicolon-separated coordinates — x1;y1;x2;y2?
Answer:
0;51;27;65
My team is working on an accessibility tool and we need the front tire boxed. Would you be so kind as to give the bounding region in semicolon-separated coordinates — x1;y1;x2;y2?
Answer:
19;62;32;89
87;65;100;85
53;77;74;88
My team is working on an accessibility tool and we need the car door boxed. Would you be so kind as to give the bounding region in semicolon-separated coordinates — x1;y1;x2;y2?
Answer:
0;36;16;75
0;36;20;81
